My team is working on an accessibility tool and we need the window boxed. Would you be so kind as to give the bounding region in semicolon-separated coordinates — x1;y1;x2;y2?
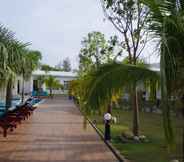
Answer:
64;81;70;90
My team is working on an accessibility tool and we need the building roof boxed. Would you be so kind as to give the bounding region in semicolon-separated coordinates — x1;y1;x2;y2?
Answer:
33;70;77;78
33;63;160;78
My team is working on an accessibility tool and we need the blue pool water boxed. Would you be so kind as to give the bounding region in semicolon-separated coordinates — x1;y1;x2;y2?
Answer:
0;102;6;117
26;98;42;106
32;91;48;97
0;97;42;117
0;98;21;117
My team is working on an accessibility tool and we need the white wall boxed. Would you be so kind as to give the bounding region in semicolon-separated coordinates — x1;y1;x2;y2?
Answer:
24;78;33;94
12;79;18;96
12;76;34;96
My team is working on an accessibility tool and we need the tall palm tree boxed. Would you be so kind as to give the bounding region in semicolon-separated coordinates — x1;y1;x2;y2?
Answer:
0;43;9;87
0;25;24;111
0;25;41;110
142;0;184;150
5;41;28;110
20;49;42;102
0;25;14;86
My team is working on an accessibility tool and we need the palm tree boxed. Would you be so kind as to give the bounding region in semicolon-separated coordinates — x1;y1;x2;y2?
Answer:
0;43;9;87
5;41;29;110
20;49;42;102
142;0;184;152
0;25;41;110
83;62;158;135
0;25;14;87
0;43;10;105
0;25;25;111
44;76;62;98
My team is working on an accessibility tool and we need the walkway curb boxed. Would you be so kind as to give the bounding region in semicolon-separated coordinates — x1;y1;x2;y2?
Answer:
87;118;126;162
74;101;129;162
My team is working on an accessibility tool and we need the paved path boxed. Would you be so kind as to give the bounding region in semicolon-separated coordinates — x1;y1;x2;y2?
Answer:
0;97;117;162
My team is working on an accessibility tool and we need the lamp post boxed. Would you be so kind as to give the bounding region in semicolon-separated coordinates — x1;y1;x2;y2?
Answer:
104;112;112;141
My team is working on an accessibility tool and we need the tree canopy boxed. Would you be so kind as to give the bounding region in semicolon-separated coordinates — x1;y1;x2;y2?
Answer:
79;31;121;76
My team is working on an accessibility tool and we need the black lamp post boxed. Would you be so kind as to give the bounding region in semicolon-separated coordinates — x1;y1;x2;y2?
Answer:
104;112;112;141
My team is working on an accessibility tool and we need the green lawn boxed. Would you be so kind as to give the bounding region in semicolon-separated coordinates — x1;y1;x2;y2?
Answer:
90;109;182;162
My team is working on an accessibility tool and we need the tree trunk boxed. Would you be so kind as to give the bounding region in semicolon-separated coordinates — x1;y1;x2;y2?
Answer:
21;78;25;103
182;105;184;162
131;57;140;137
5;79;12;112
49;88;53;98
107;103;112;113
182;125;184;162
132;84;140;137
160;52;174;150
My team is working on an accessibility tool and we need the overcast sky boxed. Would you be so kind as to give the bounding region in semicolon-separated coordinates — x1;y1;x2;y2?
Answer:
0;0;159;69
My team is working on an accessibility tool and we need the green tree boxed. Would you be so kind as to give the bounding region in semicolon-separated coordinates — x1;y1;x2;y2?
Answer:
0;43;9;88
142;0;184;153
37;75;46;92
41;64;63;72
85;62;158;109
20;50;42;102
0;24;41;110
44;76;63;98
62;57;71;72
101;0;150;136
0;25;17;89
79;31;120;76
0;25;28;110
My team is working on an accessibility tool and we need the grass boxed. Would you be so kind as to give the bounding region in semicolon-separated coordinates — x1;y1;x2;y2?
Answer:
89;109;182;162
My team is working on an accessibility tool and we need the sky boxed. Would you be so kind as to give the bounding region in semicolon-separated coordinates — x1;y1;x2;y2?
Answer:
0;0;159;69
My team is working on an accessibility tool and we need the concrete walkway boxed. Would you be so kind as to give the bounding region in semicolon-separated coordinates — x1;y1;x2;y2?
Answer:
0;97;117;162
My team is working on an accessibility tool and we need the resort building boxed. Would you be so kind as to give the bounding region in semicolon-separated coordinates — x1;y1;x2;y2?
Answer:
0;63;159;104
0;70;77;101
31;70;76;94
24;70;77;95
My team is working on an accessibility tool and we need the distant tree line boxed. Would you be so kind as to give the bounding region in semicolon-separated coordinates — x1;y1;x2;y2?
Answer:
41;57;72;72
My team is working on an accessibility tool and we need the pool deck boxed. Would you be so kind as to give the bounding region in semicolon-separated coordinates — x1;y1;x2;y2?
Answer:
0;96;117;162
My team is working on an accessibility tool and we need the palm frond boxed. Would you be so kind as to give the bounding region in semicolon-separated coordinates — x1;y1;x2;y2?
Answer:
85;62;159;111
141;0;184;149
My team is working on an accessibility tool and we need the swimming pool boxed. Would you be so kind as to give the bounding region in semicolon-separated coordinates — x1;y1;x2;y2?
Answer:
0;98;21;117
0;97;43;114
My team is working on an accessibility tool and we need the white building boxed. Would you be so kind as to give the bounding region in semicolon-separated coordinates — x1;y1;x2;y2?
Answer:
0;70;76;105
11;70;77;97
29;70;77;95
